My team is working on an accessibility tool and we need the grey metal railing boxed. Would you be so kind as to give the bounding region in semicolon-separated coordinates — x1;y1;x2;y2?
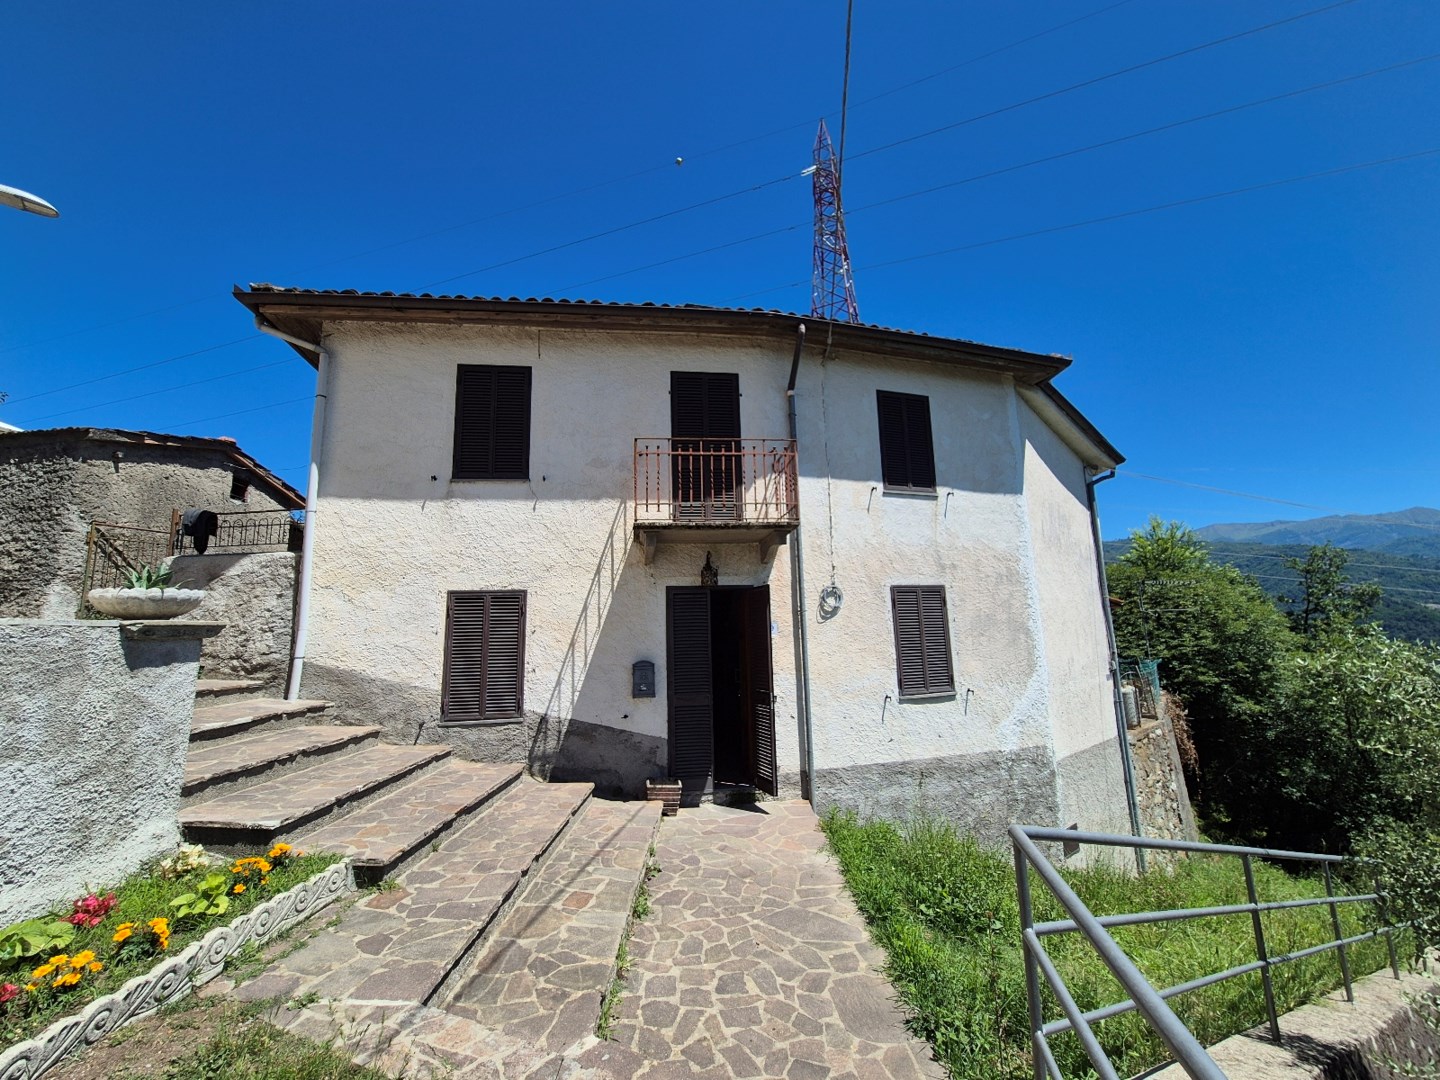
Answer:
1011;825;1403;1080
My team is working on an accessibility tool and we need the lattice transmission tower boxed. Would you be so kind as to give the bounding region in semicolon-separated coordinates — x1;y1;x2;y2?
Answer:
809;119;860;323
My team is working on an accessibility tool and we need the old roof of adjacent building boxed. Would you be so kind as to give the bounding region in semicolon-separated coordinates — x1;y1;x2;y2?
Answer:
0;426;306;509
232;284;1122;467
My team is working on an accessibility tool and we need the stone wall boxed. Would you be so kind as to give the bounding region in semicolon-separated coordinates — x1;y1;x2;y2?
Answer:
1128;716;1198;843
0;619;220;925
170;552;297;694
0;429;294;620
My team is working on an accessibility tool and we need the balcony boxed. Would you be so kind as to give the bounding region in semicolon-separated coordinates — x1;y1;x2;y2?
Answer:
633;438;799;564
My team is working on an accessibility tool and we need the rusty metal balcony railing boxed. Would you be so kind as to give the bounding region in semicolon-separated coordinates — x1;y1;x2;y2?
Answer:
634;438;798;526
172;508;304;555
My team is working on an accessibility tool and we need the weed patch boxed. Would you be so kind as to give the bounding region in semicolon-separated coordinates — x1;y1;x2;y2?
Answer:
821;810;1395;1080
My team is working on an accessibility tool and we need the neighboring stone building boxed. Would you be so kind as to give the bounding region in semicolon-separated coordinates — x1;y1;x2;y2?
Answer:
234;285;1133;843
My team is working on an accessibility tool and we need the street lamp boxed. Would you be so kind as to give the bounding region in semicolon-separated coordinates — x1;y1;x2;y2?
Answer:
0;184;58;218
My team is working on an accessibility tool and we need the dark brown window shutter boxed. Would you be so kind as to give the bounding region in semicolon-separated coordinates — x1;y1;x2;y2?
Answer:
453;365;532;480
876;390;936;492
891;585;955;697
671;372;741;440
442;590;527;720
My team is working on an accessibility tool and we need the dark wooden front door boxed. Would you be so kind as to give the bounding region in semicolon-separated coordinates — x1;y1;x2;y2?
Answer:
666;585;778;798
670;371;741;521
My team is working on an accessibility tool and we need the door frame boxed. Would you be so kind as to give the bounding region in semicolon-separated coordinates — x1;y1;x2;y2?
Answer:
665;584;774;791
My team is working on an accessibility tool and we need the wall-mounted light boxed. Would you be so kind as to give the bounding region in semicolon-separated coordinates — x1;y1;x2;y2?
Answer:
700;552;718;587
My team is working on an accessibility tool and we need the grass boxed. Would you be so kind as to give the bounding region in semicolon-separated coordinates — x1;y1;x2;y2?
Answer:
596;845;662;1040
50;995;391;1080
1;848;341;1047
821;810;1399;1080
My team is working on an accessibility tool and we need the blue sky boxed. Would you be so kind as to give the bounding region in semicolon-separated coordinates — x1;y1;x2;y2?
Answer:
2;0;1436;538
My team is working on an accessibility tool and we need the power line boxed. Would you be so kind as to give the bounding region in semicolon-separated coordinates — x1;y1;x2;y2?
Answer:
0;4;1139;359
728;146;1440;300
1243;570;1440;600
22;359;294;424
1117;471;1440;529
845;0;1362;165
1204;548;1440;575
847;53;1440;217
3;337;263;405
566;52;1438;295
158;396;314;431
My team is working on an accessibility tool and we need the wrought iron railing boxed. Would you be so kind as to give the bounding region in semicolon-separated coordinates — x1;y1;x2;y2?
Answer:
634;438;798;526
79;522;176;617
173;509;303;554
1010;825;1403;1080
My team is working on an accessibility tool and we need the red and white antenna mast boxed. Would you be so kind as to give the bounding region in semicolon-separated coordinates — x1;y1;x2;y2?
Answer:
809;119;860;323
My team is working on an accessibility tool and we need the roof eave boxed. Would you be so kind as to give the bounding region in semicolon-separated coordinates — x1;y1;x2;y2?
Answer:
1016;383;1124;471
231;287;1070;384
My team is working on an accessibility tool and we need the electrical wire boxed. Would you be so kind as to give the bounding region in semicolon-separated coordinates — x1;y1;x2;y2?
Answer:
1116;472;1440;528
847;0;1362;165
3;337;263;405
559;53;1439;295
728;146;1440;300
23;360;294;424
157;396;314;430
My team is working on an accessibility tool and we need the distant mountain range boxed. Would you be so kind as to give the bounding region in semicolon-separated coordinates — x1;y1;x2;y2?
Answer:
1104;508;1440;643
1193;507;1440;557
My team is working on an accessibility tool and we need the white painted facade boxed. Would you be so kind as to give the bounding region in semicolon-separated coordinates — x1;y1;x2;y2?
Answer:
242;292;1129;843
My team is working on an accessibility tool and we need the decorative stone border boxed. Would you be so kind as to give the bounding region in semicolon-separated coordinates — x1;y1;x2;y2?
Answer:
0;859;353;1080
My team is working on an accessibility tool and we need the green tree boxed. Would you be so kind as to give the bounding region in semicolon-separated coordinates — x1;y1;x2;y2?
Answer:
1108;520;1295;841
1280;543;1382;639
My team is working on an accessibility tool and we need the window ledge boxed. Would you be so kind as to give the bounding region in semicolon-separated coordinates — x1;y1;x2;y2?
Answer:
437;717;525;727
882;486;939;499
896;690;957;703
448;477;532;484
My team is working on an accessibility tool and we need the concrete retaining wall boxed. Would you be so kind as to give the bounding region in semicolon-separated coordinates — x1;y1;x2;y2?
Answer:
0;619;220;924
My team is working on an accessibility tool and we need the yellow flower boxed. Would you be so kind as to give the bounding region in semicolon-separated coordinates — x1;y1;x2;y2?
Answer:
54;972;81;988
261;877;269;885
147;918;169;932
87;962;103;974
23;984;37;993
112;924;134;943
233;883;246;894
70;950;96;968
268;843;293;858
47;954;69;966
30;963;56;979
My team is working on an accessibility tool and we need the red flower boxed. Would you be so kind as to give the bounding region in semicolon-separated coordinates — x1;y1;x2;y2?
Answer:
63;892;118;929
0;983;19;1004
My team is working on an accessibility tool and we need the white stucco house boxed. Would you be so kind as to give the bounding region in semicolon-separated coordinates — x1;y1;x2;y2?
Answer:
234;285;1133;841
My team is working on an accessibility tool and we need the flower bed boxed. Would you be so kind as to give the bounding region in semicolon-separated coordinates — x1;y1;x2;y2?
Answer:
0;844;352;1079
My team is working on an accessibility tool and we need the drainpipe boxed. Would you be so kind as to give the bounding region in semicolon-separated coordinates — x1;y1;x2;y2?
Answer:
786;322;817;803
1087;468;1145;871
254;315;330;702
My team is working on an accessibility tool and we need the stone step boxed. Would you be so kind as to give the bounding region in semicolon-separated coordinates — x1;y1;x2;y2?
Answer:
194;677;267;702
299;760;525;884
189;697;331;742
443;798;663;1055
229;779;593;1012
182;724;383;804
179;744;452;851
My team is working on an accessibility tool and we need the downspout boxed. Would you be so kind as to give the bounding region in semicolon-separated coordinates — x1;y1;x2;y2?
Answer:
254;315;330;702
786;322;817;802
1087;468;1145;871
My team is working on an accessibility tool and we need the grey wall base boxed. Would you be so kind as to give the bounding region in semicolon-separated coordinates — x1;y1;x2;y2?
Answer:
0;619;220;924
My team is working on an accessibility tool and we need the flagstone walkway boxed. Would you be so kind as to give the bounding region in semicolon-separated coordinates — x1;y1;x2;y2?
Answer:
566;800;941;1080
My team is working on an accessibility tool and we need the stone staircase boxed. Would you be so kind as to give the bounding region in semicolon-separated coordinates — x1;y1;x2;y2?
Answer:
181;680;662;1065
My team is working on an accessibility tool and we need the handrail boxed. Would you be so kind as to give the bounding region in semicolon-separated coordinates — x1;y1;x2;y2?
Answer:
1010;824;1403;1080
633;437;799;526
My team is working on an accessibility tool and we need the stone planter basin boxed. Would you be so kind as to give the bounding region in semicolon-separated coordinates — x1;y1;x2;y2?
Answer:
87;587;205;619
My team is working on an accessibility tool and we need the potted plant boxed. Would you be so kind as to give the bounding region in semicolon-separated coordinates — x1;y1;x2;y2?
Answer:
87;563;205;619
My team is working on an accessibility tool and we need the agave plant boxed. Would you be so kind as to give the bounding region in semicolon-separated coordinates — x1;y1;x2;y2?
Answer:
121;562;173;591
